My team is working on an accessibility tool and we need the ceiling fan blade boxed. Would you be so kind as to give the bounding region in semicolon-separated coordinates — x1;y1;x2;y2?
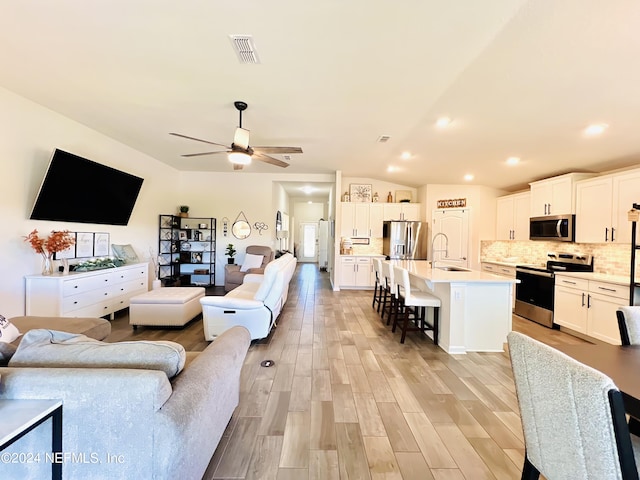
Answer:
233;163;244;171
253;152;290;168
253;146;303;154
170;132;230;148
181;151;229;158
233;128;250;150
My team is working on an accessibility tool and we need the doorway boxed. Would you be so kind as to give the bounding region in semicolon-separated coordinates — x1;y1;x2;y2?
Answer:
432;208;470;268
298;222;319;263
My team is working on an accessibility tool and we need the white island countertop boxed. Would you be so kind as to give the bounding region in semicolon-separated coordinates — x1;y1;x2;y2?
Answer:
387;260;516;354
392;260;520;285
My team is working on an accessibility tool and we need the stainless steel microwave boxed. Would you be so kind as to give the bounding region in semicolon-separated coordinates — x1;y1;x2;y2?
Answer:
529;214;575;242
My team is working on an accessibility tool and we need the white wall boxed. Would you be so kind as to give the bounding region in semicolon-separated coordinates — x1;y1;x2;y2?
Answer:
418;184;507;269
0;85;335;316
0;86;179;317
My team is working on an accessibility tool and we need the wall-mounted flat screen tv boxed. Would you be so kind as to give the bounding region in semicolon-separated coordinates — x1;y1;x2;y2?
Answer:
30;149;144;226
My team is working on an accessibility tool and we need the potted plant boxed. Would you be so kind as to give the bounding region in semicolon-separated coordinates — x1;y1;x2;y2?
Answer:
225;243;237;264
179;205;189;218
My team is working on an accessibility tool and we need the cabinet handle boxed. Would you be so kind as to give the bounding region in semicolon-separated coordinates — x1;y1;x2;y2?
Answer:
548;203;551;215
597;286;618;292
612;227;615;242
562;280;577;285
581;293;585;307
605;227;609;242
587;294;591;308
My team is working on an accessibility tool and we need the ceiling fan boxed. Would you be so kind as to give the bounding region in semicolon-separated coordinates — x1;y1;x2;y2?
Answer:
170;101;303;170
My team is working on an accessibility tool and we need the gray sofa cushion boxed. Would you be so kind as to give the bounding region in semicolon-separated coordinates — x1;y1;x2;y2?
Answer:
9;329;186;378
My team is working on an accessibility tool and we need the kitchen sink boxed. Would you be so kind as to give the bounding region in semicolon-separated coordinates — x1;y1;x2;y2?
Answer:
435;265;470;272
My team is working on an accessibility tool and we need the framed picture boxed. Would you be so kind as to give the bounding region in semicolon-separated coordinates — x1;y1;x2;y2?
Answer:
178;231;188;241
191;252;203;264
54;233;76;260
93;233;110;256
111;244;139;263
395;190;412;203
350;183;372;202
75;232;94;258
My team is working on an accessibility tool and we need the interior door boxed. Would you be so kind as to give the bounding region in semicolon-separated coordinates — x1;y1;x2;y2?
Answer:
432;208;470;267
299;222;319;263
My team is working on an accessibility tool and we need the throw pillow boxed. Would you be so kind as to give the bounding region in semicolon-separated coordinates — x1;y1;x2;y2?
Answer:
240;253;264;272
9;329;186;378
0;315;20;343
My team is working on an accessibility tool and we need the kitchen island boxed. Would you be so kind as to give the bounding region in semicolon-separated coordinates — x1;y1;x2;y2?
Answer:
391;260;519;354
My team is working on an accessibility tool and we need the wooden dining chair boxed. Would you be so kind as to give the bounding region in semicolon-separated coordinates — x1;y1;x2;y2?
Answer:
617;306;640;436
508;331;640;480
392;265;440;344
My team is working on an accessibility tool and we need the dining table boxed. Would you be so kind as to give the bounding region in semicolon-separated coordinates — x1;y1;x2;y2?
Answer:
554;343;640;419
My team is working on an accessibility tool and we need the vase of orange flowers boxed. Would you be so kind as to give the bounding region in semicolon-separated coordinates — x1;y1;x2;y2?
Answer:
24;229;76;275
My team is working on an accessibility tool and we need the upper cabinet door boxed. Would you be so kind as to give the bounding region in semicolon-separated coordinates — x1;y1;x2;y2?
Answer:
383;204;403;220
575;177;613;243
369;204;384;237
496;196;516;240
513;193;531;240
612;169;640;243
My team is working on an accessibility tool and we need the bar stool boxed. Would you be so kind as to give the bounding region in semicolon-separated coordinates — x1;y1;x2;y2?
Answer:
392;265;440;344
380;261;398;325
372;258;383;313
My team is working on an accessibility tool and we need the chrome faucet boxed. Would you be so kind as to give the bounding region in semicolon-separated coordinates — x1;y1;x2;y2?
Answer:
431;232;449;262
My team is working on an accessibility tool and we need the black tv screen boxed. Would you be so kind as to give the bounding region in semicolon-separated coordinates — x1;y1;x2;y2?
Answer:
30;149;144;226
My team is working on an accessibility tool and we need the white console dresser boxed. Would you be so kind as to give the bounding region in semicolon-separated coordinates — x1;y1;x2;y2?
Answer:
25;262;148;318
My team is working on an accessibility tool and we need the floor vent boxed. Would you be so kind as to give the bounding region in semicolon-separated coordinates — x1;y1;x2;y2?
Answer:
229;35;260;64
377;135;391;143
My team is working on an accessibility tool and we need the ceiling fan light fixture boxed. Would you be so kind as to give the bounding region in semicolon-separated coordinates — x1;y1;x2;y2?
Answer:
228;152;252;165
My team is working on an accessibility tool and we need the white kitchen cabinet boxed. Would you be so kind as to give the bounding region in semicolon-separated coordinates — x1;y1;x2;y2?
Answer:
340;202;370;237
481;262;517;309
340;256;375;288
369;204;384;237
496;192;530;240
575;177;612;243
25;263;149;318
575;168;640;243
554;274;627;344
383;203;420;221
529;173;593;217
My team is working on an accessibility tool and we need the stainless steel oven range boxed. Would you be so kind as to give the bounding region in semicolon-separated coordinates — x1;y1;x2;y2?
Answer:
515;253;593;328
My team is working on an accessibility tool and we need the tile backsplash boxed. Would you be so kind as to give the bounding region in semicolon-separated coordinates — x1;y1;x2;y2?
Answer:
480;240;634;277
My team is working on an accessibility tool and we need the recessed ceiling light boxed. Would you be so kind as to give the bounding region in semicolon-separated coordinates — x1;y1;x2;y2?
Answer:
300;186;314;194
400;151;411;160
506;157;520;165
464;174;474;181
584;123;608;136
435;117;452;128
387;166;399;173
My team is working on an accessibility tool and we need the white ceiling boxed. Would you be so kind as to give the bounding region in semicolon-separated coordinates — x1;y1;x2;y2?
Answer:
2;1;640;192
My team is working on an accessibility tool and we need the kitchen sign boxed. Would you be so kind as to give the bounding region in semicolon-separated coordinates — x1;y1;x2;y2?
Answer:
437;198;467;208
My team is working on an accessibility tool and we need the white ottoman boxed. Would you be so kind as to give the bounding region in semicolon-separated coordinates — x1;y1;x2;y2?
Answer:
129;287;206;328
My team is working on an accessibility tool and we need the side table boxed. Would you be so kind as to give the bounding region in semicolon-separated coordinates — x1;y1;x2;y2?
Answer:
0;399;63;480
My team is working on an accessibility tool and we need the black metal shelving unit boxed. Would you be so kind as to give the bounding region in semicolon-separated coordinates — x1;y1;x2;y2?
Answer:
629;203;640;306
158;214;216;287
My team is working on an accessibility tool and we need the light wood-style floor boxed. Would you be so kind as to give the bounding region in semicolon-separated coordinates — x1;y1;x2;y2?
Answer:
109;263;588;480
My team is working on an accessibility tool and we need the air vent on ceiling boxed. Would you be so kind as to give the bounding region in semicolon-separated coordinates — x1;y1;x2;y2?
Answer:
229;35;260;64
377;135;391;143
283;155;292;161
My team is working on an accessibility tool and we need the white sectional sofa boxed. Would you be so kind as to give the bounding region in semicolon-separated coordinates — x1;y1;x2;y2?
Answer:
201;253;297;340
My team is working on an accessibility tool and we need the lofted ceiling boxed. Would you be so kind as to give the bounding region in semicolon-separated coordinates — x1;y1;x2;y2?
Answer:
2;1;640;191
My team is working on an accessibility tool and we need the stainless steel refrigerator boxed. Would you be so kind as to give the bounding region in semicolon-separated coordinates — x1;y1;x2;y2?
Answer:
382;221;428;260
